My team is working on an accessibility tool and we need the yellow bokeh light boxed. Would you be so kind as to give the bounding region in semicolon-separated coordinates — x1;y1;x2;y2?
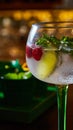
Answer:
58;10;73;21
13;11;23;20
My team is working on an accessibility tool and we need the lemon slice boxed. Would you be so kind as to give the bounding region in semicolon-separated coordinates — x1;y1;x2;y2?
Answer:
36;51;58;79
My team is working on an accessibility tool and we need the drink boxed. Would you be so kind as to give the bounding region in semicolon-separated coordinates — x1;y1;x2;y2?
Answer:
26;21;73;130
26;34;73;85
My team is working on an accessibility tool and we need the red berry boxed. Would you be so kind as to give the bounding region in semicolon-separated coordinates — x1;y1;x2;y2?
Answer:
26;46;32;58
32;47;43;61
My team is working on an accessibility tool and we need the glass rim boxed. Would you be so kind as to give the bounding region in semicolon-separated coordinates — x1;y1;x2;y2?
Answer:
32;21;73;28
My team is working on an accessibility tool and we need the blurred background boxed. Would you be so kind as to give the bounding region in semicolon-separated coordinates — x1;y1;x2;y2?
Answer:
0;0;73;125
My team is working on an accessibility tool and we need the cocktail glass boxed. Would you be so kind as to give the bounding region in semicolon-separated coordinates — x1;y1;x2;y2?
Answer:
26;21;73;130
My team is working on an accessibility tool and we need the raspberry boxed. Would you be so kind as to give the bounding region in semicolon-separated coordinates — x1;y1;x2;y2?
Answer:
26;46;32;58
32;47;43;61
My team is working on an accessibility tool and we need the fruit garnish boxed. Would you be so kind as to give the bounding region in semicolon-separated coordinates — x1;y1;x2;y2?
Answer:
32;47;43;61
26;46;32;58
26;34;73;60
36;51;58;79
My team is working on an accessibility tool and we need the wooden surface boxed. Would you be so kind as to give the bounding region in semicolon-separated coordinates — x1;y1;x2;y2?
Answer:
0;85;73;130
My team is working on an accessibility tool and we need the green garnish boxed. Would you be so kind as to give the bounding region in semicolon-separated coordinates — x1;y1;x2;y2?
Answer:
36;34;51;48
60;36;73;53
36;33;60;49
35;33;73;54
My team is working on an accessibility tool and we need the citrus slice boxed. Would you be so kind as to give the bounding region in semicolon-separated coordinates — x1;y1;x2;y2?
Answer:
36;51;58;79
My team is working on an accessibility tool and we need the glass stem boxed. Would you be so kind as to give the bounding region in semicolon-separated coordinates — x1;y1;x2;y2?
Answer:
57;85;68;130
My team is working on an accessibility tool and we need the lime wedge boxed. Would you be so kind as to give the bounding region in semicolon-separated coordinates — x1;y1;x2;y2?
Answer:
37;51;58;79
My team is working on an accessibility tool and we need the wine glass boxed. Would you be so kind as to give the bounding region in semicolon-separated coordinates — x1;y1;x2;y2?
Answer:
26;21;73;130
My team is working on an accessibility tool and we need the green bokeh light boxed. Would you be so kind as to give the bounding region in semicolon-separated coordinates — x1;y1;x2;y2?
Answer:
0;92;5;99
